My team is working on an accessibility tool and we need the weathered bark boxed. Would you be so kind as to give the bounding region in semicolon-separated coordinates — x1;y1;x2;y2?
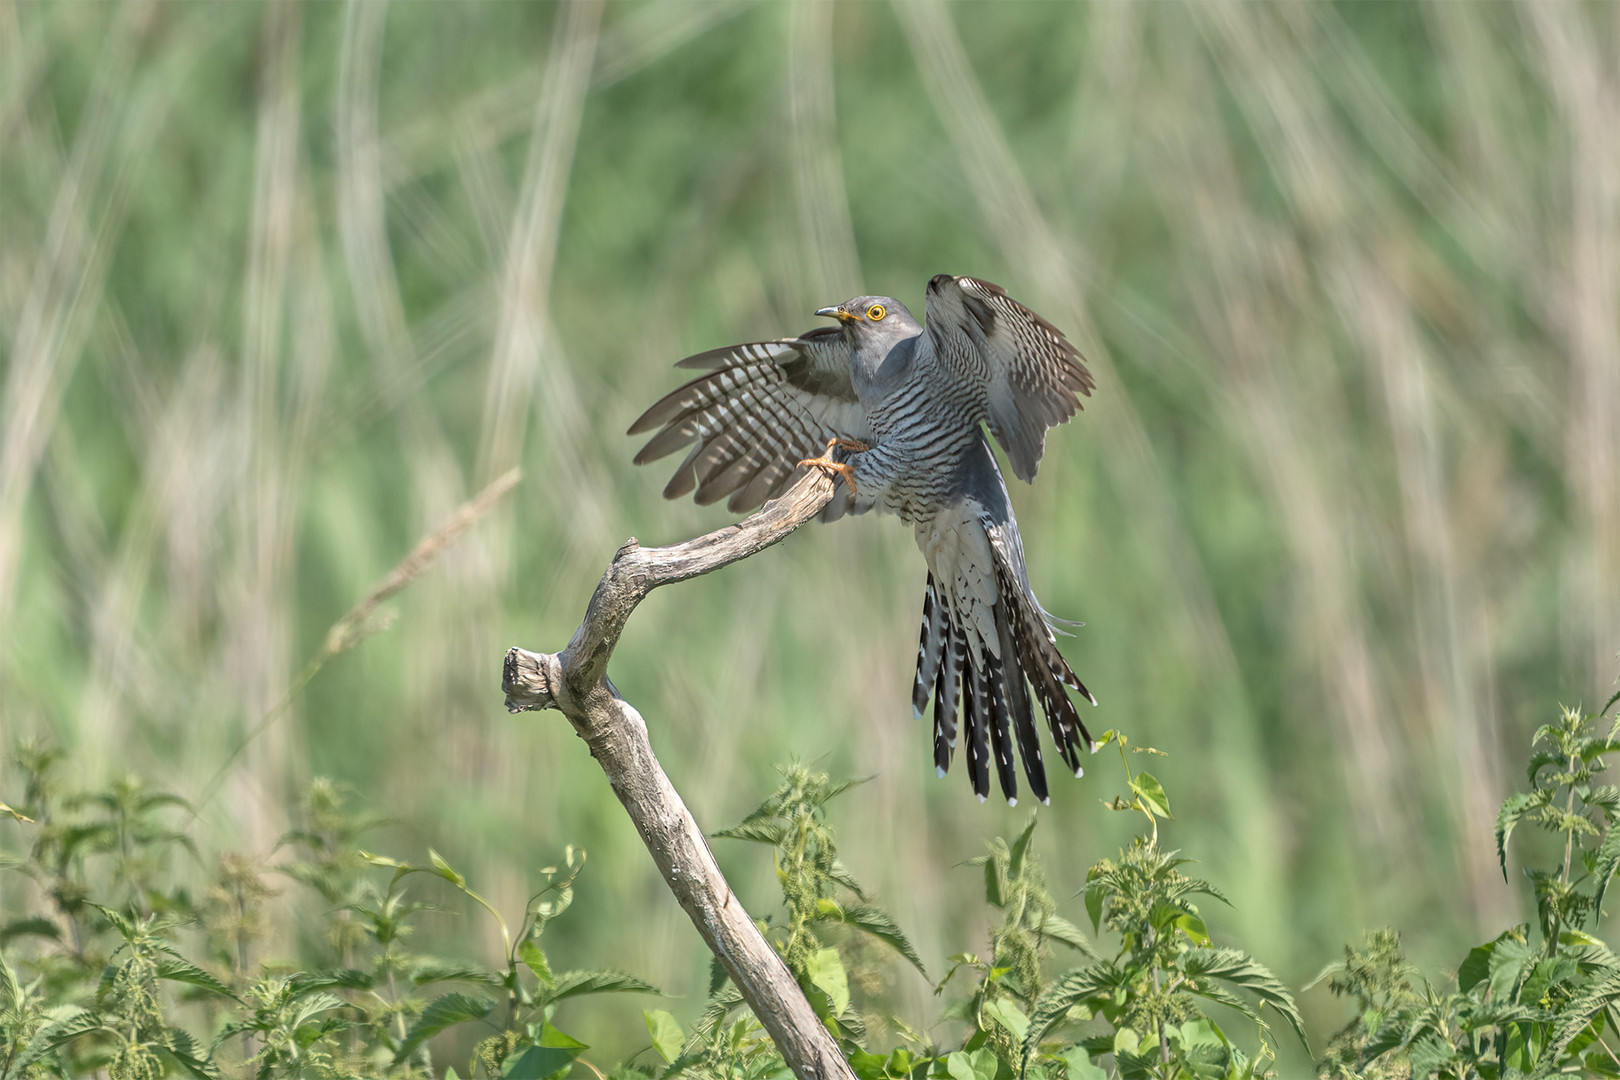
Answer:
502;470;855;1080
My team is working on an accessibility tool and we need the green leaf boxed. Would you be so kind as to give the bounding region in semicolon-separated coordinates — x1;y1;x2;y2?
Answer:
428;848;466;887
1180;947;1308;1051
1488;933;1533;1002
1055;1047;1106;1080
1546;964;1620;1064
850;1049;892;1080
1037;913;1101;959
1497;792;1548;879
504;1042;580;1079
712;821;788;845
1175;911;1211;947
983;998;1029;1041
392;992;494;1063
1084;884;1103;935
1010;815;1038;877
13;1007;105;1073
946;1048;997;1080
161;1026;222;1080
1;917;61;946
1129;772;1172;819
154;954;237;1000
1458;938;1497;994
520;939;554;985
814;898;845;920
1595;823;1620;916
409;958;504;987
538;969;660;1005
838;904;929;978
805;948;849;1018
1024;962;1126;1054
644;1009;684;1064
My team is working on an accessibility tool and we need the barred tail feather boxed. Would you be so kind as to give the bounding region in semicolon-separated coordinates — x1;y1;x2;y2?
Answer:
992;554;1096;777
913;575;947;719
963;641;992;802
995;605;1048;804
933;619;963;778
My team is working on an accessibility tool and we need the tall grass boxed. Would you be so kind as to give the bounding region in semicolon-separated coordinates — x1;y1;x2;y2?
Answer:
2;0;1617;1059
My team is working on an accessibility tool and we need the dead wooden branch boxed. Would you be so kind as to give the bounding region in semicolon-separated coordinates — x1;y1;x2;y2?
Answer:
502;470;855;1080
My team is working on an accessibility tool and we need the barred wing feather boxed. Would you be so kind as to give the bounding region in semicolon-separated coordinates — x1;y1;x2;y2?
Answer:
628;327;870;513
923;275;1094;483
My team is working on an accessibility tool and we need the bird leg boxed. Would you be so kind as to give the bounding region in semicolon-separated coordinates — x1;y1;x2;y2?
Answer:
797;437;868;497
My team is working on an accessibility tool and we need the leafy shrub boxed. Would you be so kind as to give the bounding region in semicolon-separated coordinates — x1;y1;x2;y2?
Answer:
8;685;1620;1079
1317;691;1620;1078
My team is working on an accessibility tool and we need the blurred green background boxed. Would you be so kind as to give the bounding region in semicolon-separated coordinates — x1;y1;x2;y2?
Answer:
4;0;1619;1063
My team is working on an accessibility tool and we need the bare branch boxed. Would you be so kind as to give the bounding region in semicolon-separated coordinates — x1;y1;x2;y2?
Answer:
502;470;856;1080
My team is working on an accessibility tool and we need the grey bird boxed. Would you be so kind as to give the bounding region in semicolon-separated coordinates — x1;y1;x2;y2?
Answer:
628;275;1097;804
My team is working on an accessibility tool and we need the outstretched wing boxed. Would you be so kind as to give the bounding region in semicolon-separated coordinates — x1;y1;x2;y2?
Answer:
628;327;871;513
923;275;1094;482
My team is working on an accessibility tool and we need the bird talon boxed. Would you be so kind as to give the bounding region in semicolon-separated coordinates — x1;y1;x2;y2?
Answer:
797;454;859;497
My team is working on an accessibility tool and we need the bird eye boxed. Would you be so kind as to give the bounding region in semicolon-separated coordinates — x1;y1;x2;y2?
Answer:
866;304;886;321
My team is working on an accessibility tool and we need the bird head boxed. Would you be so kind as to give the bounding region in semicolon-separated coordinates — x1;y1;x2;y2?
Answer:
816;295;920;345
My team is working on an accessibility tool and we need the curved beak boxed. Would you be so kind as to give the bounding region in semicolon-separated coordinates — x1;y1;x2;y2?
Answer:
816;305;854;322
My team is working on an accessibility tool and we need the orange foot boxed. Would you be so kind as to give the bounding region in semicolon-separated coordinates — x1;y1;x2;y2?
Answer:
798;437;866;496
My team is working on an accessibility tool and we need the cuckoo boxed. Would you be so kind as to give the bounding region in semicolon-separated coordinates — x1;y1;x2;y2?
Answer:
629;275;1097;805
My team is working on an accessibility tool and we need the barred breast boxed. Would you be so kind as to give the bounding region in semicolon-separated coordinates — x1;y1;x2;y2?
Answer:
850;350;984;525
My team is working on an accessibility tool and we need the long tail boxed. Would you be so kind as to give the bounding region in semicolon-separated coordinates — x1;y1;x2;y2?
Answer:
912;561;1096;804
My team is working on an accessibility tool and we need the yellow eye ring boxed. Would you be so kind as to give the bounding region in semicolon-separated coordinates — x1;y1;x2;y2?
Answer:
866;303;886;321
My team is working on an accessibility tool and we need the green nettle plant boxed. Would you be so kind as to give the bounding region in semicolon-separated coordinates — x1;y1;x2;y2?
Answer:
1016;734;1306;1080
0;744;657;1079
1317;691;1620;1079
8;684;1620;1080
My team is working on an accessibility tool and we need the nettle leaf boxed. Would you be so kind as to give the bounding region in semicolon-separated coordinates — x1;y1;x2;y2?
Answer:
1459;935;1505;994
1488;933;1533;1002
519;939;554;986
409;960;503;987
162;1026;222;1080
1497;791;1551;879
392;992;494;1063
13;1007;105;1073
539;970;660;1006
1024;963;1126;1054
1547;964;1620;1064
287;969;373;995
154;954;237;1000
945;1048;998;1080
712;820;788;845
834;904;928;978
1180;948;1308;1050
983;998;1030;1041
644;1009;684;1064
1010;815;1038;877
1586;785;1620;821
1128;772;1172;819
1595;824;1620;917
1054;1047;1107;1080
1;916;61;946
503;1034;583;1080
1038;913;1101;959
805;949;850;1018
0;951;18;1010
